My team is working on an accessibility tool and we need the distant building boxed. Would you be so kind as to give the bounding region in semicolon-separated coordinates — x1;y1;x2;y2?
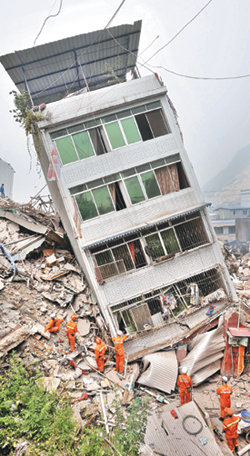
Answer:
0;157;15;198
0;22;236;339
213;190;250;243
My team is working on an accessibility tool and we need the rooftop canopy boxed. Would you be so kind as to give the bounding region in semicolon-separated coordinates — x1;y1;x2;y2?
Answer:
0;21;141;106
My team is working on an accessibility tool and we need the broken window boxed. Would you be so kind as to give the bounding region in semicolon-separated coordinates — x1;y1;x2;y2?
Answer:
135;109;170;141
161;228;180;254
108;182;127;211
128;239;147;268
89;127;108;155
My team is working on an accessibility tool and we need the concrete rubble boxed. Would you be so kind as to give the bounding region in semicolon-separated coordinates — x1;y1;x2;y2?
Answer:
0;197;249;455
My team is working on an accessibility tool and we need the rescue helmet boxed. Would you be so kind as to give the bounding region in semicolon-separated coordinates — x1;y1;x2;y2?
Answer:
117;330;123;336
225;407;233;416
51;313;56;319
71;314;77;320
222;376;228;383
96;337;101;344
182;366;188;374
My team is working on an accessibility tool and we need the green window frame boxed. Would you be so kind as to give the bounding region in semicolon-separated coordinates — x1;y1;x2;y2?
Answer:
141;171;161;199
72;131;95;159
75;192;98;220
145;233;165;259
124;176;145;204
104;122;126;149
55;136;78;164
92;187;114;215
120;117;141;144
160;228;180;254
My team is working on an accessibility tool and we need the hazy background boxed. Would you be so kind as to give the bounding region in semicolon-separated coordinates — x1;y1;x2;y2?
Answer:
0;0;249;202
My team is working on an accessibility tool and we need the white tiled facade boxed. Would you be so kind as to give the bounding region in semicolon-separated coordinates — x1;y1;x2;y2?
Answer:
37;75;236;335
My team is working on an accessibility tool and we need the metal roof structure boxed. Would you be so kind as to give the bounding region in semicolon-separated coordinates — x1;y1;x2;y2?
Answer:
0;21;141;106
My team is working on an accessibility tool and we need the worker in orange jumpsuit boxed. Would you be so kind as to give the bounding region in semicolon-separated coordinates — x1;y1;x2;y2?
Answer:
95;337;106;372
66;314;78;352
177;366;192;405
223;407;241;453
216;376;233;421
112;330;128;374
44;313;64;333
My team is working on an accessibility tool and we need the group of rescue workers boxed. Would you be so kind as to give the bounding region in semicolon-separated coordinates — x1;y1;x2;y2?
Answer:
177;368;241;454
45;314;242;453
44;314;128;374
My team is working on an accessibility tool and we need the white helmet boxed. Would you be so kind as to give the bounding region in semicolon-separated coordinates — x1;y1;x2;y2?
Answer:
51;313;56;319
222;376;228;383
117;330;123;336
182;366;188;374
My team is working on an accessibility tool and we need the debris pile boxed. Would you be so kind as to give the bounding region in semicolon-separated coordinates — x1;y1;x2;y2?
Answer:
0;197;250;455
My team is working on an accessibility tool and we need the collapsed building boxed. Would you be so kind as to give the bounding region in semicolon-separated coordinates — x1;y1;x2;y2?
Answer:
0;22;237;353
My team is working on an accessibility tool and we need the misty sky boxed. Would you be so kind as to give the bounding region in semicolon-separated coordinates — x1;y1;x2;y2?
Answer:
0;0;249;202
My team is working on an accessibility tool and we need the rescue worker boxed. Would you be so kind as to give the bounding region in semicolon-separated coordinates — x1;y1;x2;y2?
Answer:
44;313;64;333
95;337;106;372
112;330;128;374
177;366;192;405
216;376;233;421
223;407;241;453
66;314;78;352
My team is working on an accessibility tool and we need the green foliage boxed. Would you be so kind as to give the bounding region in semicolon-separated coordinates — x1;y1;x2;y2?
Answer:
9;90;45;135
0;355;76;455
110;393;150;456
0;356;150;456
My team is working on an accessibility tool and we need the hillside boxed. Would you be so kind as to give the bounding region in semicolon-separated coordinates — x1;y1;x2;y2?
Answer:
202;145;250;207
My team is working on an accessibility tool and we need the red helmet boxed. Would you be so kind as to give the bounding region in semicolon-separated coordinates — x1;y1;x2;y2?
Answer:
225;408;233;416
71;314;77;320
96;337;101;344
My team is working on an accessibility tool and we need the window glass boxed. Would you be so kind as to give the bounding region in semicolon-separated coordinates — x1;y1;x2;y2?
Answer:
70;184;86;195
55;137;78;164
103;173;121;183
125;176;145;204
67;124;83;134
87;178;104;189
95;250;113;265
104;122;126;149
121;168;135;178
72;131;94;159
161;228;180;254
112;245;134;271
136;163;150;173
84;119;100;129
92;187;114;215
121;117;141;144
141;171;161;198
131;105;146;114
145;233;165;259
117;110;131;119
75;192;98;220
50;129;67;139
102;114;117;123
146;101;161;110
146;110;170;137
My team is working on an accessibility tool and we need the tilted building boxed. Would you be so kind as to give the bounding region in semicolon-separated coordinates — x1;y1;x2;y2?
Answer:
0;22;236;344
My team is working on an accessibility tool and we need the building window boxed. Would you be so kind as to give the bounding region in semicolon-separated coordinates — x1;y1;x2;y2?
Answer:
51;101;171;165
90;211;209;280
229;226;235;234
214;227;223;234
71;154;190;221
111;268;223;333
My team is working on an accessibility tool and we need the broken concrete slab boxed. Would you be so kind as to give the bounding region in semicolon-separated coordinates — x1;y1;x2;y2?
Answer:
31;323;50;340
0;326;30;358
77;318;90;336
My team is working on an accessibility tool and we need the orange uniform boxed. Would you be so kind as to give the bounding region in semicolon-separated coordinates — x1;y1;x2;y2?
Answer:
177;373;192;405
66;315;78;352
44;317;63;333
223;413;241;451
112;334;128;374
95;337;106;372
216;384;233;419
